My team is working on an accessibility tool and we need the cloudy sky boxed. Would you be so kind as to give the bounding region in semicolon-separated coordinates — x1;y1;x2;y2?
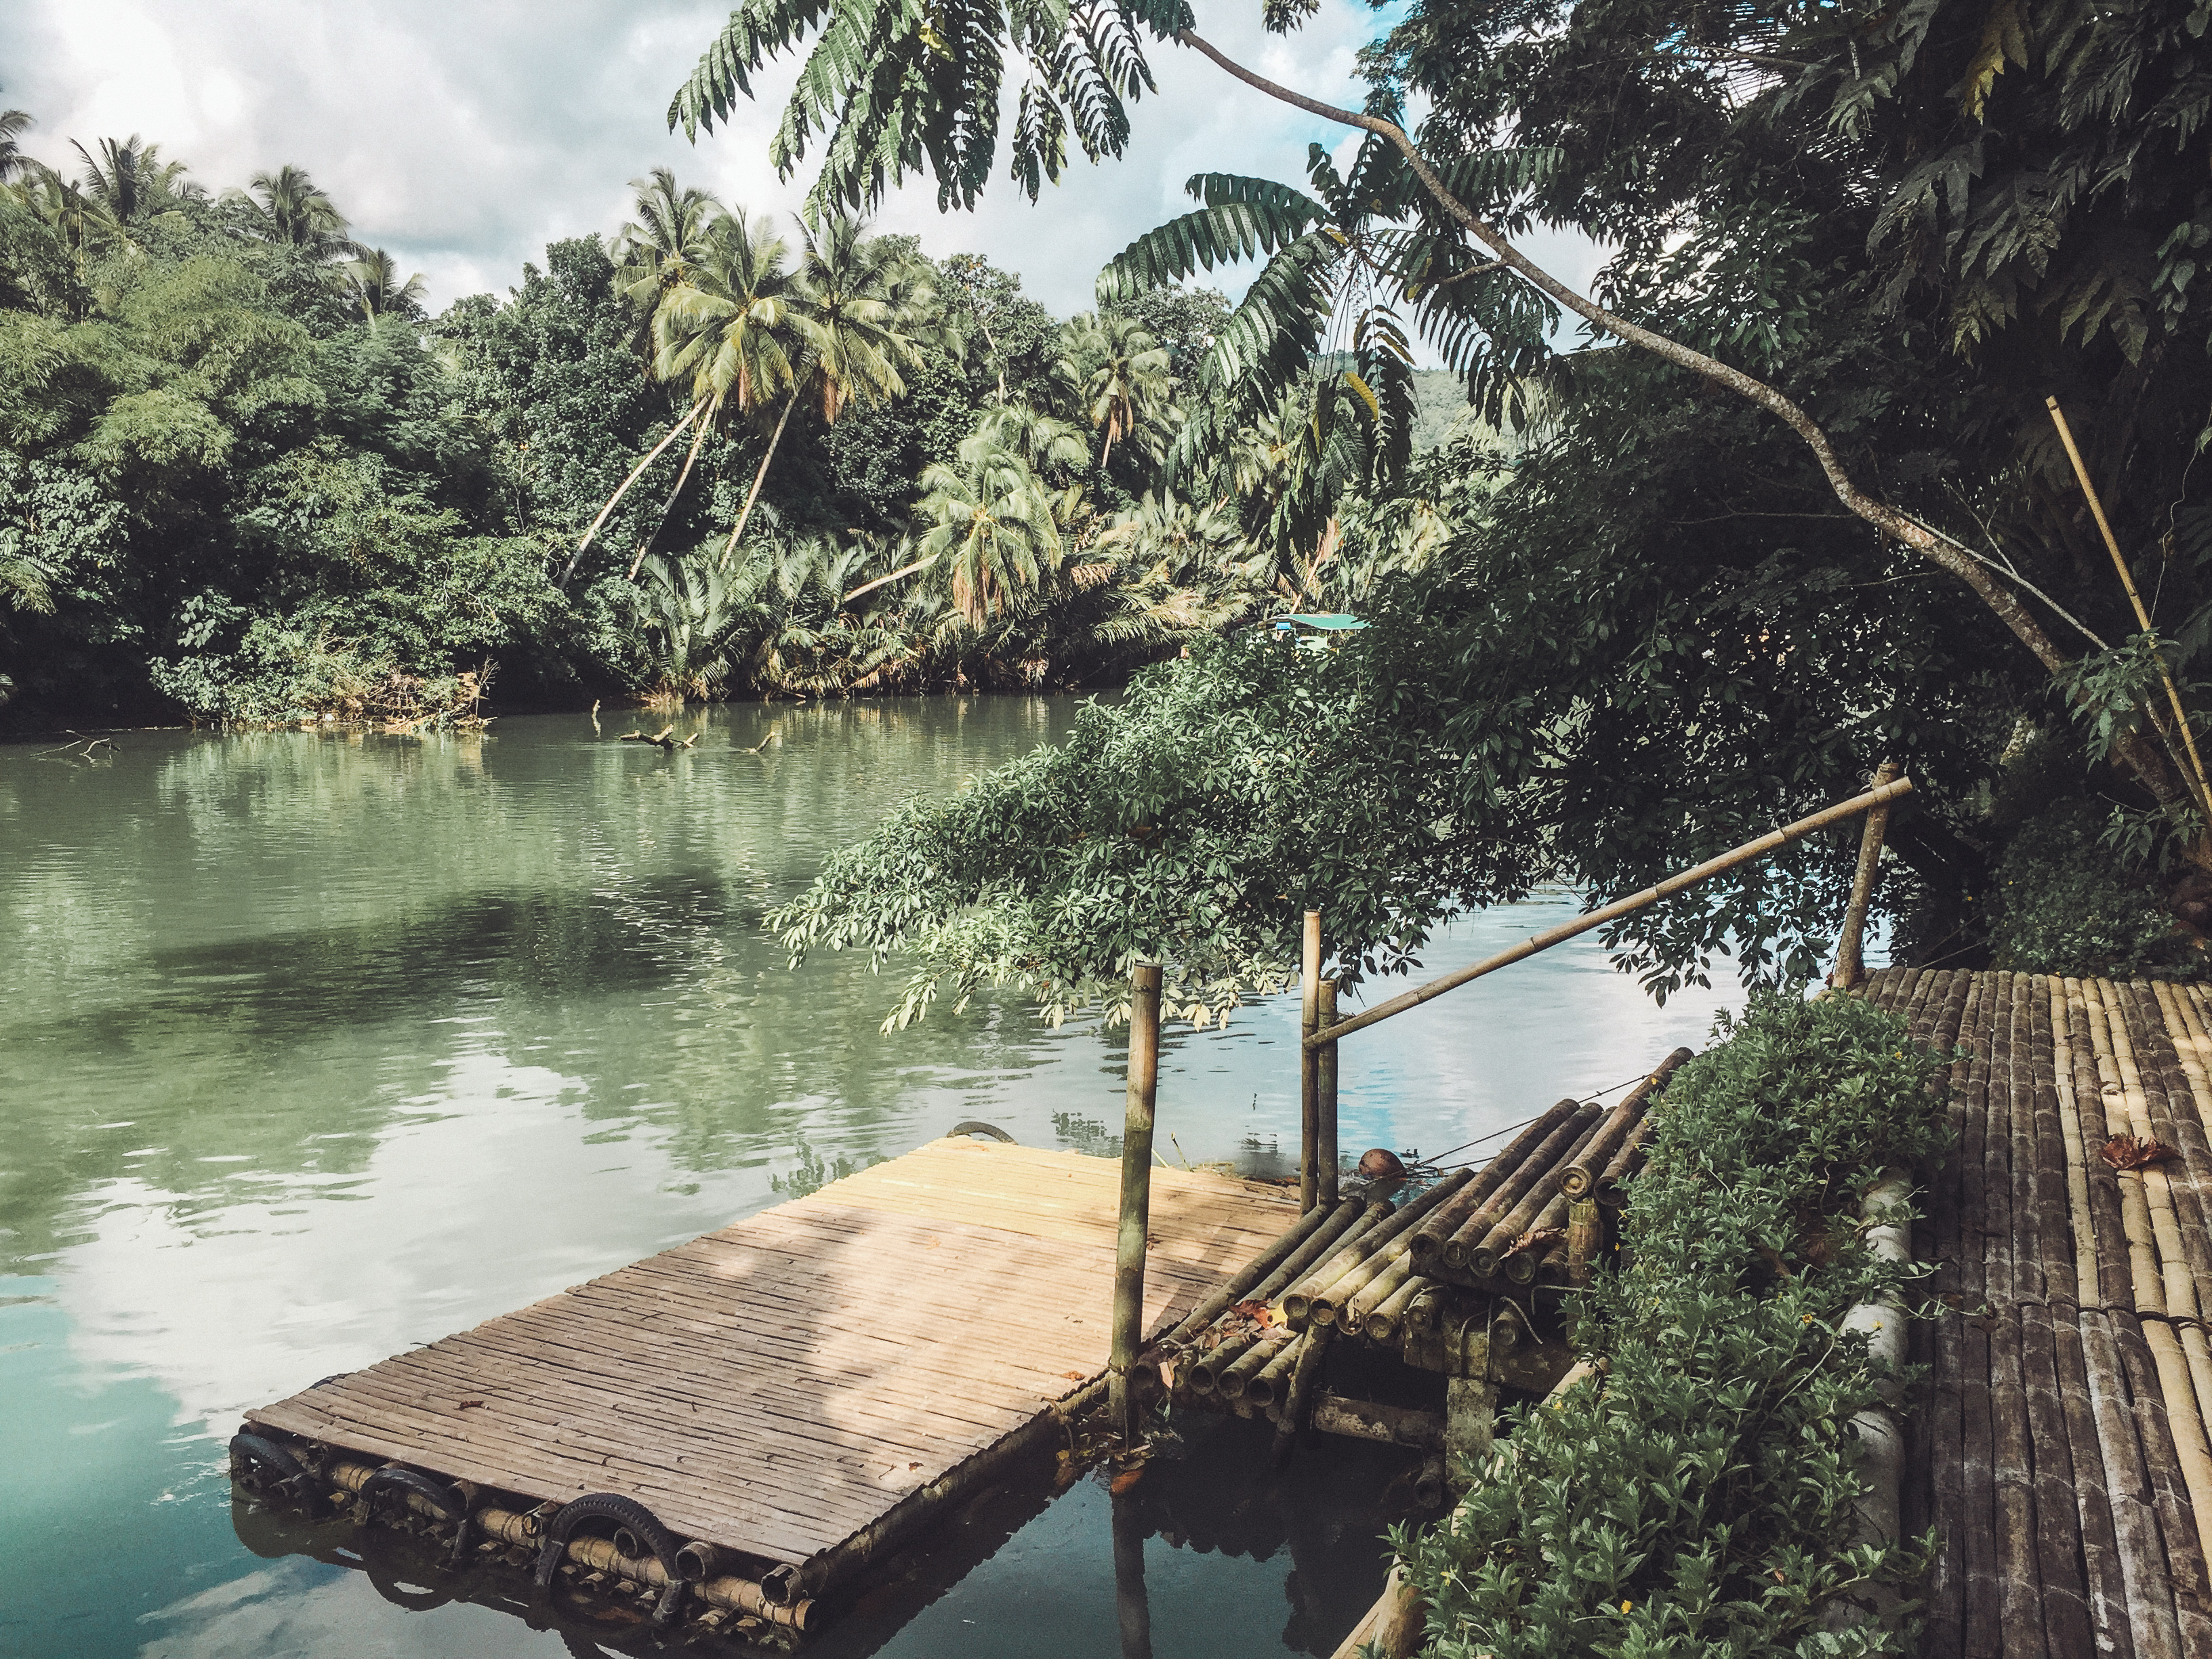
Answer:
1;0;1604;331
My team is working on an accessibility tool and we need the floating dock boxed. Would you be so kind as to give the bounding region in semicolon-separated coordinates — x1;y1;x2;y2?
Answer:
238;1136;1298;1624
1869;967;2212;1659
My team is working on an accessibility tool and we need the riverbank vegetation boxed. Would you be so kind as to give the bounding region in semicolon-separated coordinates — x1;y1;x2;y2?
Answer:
1;122;1471;726
1397;990;1952;1654
720;0;2212;990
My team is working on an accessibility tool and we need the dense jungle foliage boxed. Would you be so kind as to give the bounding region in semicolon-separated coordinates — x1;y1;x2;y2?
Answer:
1;123;1477;725
1397;990;1952;1654
699;0;2212;1002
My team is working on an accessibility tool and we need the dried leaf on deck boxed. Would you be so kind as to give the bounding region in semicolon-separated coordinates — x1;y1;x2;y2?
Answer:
2102;1134;2181;1170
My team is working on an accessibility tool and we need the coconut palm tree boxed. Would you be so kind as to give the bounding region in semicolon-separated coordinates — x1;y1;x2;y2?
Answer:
238;164;363;260
337;249;427;321
0;109;31;182
914;430;1065;624
613;167;722;325
1058;312;1174;471
634;208;798;575
712;211;933;566
70;135;198;221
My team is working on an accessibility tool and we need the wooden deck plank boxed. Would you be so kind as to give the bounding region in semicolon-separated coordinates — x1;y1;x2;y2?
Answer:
249;1137;1297;1574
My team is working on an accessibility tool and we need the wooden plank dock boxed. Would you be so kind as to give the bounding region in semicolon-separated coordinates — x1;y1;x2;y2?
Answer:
246;1136;1298;1605
1866;968;2212;1659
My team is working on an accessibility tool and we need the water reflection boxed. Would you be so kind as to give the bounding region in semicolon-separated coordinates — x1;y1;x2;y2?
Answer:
1;703;1748;1658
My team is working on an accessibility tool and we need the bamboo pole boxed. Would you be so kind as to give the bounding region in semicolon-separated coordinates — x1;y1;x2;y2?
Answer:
1158;1196;1354;1352
2082;979;2212;1574
1308;778;1914;1050
1558;1048;1694;1198
1111;963;1164;1440
1300;911;1322;1212
1360;1271;1430;1344
1830;760;1902;989
1293;1168;1477;1325
1411;1100;1581;1260
1317;980;1340;1208
1465;1109;1611;1279
1442;1105;1599;1269
1219;1329;1296;1397
1248;1333;1305;1406
2047;397;2212;826
1271;1326;1333;1465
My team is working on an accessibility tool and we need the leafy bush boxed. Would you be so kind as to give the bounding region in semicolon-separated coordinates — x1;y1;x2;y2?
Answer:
1397;989;1952;1658
1986;799;2192;978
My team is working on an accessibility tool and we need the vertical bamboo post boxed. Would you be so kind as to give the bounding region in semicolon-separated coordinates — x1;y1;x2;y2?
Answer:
1317;980;1340;1208
1300;909;1322;1214
1111;1488;1153;1659
1831;759;1902;989
1111;963;1164;1441
2048;396;2212;825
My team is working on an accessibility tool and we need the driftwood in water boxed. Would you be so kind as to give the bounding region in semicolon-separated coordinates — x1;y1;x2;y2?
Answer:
619;726;698;752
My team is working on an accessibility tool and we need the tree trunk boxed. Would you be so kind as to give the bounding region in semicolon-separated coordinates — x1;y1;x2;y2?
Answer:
628;409;715;581
560;401;701;585
720;393;798;570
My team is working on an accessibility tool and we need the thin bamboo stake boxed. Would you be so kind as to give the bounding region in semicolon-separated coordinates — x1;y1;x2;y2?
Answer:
1110;962;1164;1439
1300;909;1322;1214
1310;779;1915;1049
1271;1326;1332;1465
2048;396;2212;824
1830;760;1902;989
1317;980;1340;1208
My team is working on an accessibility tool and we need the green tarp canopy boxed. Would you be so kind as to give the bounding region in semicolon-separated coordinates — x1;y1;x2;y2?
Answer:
1273;613;1370;631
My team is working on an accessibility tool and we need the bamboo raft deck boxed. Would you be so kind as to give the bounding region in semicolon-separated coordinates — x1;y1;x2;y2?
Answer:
242;1136;1298;1615
1868;967;2212;1659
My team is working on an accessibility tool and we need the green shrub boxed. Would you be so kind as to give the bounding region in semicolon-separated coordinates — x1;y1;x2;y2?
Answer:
1986;800;2191;978
1397;989;1951;1658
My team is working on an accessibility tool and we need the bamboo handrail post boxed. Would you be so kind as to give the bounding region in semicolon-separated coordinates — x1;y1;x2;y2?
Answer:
1317;980;1340;1208
1308;779;1916;1051
1111;963;1164;1441
2048;396;2212;825
1300;910;1322;1213
1832;760;1902;989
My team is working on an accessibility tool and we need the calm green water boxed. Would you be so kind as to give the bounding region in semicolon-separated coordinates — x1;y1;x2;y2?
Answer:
0;701;1740;1659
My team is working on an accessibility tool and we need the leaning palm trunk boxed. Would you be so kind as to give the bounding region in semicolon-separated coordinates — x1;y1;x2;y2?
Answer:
561;401;703;584
630;411;716;580
720;392;798;569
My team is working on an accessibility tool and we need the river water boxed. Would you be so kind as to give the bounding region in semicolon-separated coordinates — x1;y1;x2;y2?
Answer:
0;700;1742;1659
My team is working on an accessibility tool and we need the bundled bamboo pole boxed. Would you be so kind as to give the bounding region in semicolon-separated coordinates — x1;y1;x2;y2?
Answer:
1190;1326;1267;1391
1293;1168;1477;1326
1271;1326;1333;1465
1559;1048;1694;1199
1361;1272;1431;1344
1591;1117;1658;1210
2081;979;2212;1576
1248;1334;1305;1407
1441;1105;1599;1270
1158;1195;1358;1353
1219;1330;1296;1398
1410;1101;1581;1261
1464;1109;1612;1279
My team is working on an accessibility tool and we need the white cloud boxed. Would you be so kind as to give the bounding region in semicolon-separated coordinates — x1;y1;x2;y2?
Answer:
3;0;1393;317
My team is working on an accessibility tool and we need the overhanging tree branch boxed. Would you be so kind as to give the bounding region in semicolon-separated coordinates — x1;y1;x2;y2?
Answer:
1171;24;2192;815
